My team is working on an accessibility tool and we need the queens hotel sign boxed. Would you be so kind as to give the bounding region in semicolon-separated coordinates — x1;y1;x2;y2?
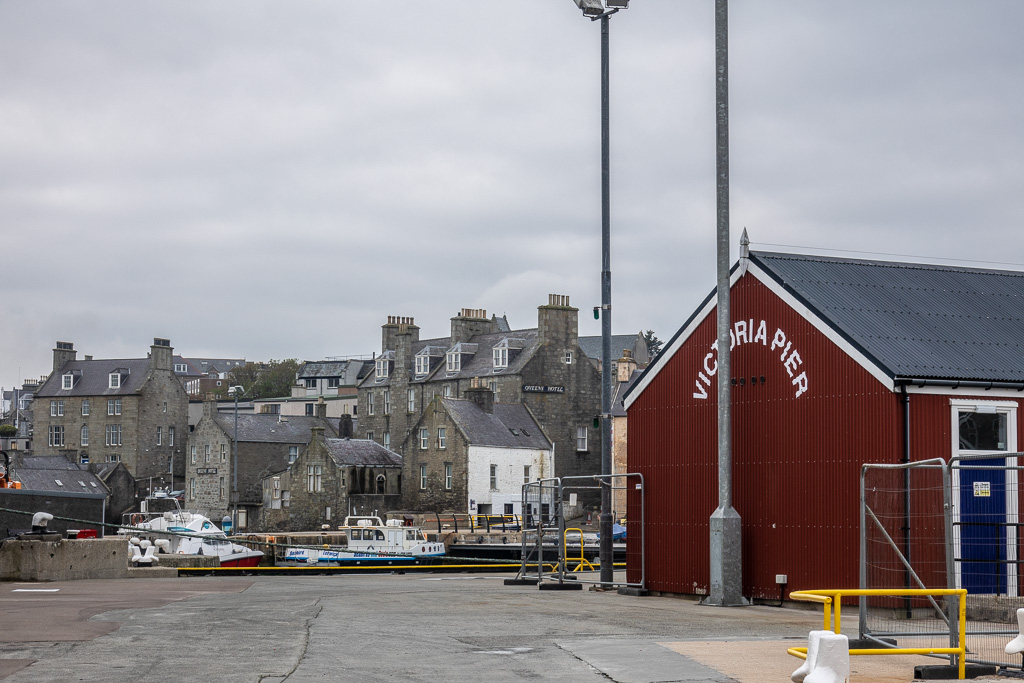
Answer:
692;319;810;400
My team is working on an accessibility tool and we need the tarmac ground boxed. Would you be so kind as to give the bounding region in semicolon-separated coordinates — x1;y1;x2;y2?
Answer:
0;570;1009;682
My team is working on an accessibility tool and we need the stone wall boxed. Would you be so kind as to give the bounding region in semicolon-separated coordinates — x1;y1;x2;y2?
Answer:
402;397;468;511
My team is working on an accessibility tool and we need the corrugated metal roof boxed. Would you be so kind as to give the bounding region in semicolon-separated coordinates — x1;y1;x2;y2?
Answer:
752;251;1024;382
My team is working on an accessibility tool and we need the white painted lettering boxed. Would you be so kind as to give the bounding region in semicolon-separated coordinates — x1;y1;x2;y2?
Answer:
771;328;786;352
703;352;717;376
792;371;808;398
784;350;803;378
780;341;792;362
734;320;749;345
698;372;711;387
693;380;708;400
754;320;767;345
729;329;736;350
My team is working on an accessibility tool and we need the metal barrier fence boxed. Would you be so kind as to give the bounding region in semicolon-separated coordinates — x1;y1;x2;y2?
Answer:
514;473;644;589
861;454;1024;670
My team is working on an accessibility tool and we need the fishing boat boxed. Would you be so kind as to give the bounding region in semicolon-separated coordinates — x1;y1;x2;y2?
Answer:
119;507;263;568
282;516;445;564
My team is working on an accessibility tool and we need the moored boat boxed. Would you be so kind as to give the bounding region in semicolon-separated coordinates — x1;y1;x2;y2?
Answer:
119;506;263;568
282;516;445;564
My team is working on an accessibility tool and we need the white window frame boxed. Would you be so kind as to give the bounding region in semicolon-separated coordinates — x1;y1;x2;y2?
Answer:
289;445;298;464
48;424;65;447
438;427;446;450
446;352;460;373
489;464;497;491
189;477;196;500
191;445;196;464
443;385;452;398
419;428;428;450
576;426;588;452
367;392;375;416
81;399;90;416
383;431;390;450
366;431;374;442
314;465;322;492
81;424;89;447
408;388;415;413
444;462;453;490
205;444;211;463
62;374;73;390
156;427;162;446
493;346;508;369
220;443;226;462
949;398;1019;596
105;424;121;447
524;465;531;484
169;426;174;446
109;373;120;389
564;350;573;365
415;355;429;376
420;464;427;490
375;358;388;379
107;399;121;416
383;389;390;415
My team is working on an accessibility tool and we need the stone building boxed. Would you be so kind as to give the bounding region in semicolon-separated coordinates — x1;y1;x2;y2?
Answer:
32;339;190;497
357;294;603;512
261;428;402;531
403;383;553;516
610;349;640;521
186;399;337;530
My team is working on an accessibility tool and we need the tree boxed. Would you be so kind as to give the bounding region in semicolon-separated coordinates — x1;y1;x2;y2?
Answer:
228;359;302;400
643;330;663;359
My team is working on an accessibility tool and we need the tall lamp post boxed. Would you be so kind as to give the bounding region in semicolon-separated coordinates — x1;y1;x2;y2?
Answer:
228;385;245;535
570;0;629;588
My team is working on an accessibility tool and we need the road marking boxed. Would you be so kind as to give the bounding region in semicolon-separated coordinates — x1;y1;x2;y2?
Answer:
12;589;60;592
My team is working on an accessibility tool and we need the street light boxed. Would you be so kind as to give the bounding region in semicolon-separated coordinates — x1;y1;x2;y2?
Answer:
568;0;628;589
227;385;245;535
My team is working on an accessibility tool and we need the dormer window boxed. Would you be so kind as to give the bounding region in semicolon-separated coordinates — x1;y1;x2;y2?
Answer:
493;347;508;369
375;358;388;379
109;373;120;389
492;338;523;371
62;374;73;390
446;351;461;373
415;355;429;376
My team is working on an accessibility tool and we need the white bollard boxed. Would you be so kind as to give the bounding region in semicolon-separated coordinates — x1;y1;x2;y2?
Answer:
792;630;832;683
1005;608;1024;654
804;633;849;683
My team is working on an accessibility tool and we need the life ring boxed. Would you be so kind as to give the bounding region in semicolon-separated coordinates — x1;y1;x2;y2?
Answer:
130;513;143;526
178;550;185;554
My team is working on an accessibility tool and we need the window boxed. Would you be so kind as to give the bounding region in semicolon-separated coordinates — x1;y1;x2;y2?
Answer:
169;426;174;446
446;352;460;373
237;509;247;530
167;457;173;473
205;444;211;462
108;373;121;389
420;464;427;490
81;424;89;447
325;506;332;520
162;401;167;413
288;445;298;464
105;424;122;447
156;427;162;446
443;385;452;398
305;378;317;388
366;431;374;442
191;445;196;464
408;389;415;413
415;355;429;376
219;476;225;500
220;444;226;462
305;403;314;416
48;425;65;447
419;428;428;449
307;465;322;492
189;478;196;500
367;392;375;416
565;350;573;364
80;454;89;465
489;464;498;490
445;462;453;490
175;363;188;373
383;390;390;415
576;426;588;452
375;358;388;379
50;400;64;416
307;465;314;491
62;374;73;390
282;490;290;508
489;381;497;394
959;410;1009;451
383;431;390;449
81;399;90;416
524;465;531;484
105;454;121;463
493;347;508;369
107;399;121;416
438;427;446;449
327;377;340;389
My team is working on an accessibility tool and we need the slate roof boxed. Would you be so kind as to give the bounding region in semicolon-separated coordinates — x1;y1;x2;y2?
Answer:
441;398;552;450
324;438;403;467
298;359;373;384
12;458;109;495
751;251;1024;382
611;370;643;417
183;357;247;376
211;414;338;444
579;334;647;363
35;358;151;397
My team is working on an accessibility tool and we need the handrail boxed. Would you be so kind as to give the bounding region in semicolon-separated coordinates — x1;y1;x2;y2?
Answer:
788;588;967;680
563;527;595;572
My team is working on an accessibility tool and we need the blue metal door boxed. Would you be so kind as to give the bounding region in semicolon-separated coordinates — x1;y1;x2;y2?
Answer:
959;459;1006;594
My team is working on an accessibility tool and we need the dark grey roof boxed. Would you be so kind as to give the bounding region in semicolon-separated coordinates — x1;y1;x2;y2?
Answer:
298;359;372;384
211;414;338;444
13;463;109;495
183;357;247;375
579;333;648;364
437;330;539;382
35;358;152;397
493;315;511;333
611;370;643;417
18;456;82;470
324;439;402;467
441;399;551;450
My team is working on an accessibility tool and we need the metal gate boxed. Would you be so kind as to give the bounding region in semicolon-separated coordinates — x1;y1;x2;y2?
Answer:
860;454;1024;670
513;473;644;589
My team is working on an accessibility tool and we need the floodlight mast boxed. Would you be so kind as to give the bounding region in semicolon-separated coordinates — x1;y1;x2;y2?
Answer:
568;0;628;590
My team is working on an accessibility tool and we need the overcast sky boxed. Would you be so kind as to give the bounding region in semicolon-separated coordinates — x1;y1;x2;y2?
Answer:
3;1;1024;391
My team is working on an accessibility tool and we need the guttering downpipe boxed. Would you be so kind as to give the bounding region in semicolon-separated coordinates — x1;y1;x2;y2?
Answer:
900;384;912;619
895;377;1024;392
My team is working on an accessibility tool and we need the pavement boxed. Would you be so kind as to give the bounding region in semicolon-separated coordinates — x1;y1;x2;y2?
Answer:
0;570;1009;682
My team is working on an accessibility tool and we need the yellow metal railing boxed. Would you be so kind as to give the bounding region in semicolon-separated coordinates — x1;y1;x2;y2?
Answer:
563;528;595;572
788;588;967;680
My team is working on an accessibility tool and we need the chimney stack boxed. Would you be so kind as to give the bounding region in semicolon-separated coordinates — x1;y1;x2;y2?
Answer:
465;380;494;414
617;348;637;383
150;338;173;372
53;341;76;373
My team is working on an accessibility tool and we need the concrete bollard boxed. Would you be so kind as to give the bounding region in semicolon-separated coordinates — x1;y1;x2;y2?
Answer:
804;633;849;683
792;630;832;682
1005;608;1024;654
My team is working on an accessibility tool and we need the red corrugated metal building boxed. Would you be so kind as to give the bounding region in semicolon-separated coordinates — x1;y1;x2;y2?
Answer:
624;250;1024;600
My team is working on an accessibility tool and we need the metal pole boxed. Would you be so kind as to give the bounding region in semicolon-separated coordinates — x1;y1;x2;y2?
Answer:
232;392;239;535
598;10;614;588
705;0;745;607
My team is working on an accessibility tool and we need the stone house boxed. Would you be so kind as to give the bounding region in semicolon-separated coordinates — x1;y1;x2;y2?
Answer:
185;399;338;530
261;428;402;531
403;383;553;515
357;294;602;507
609;349;640;522
32;339;190;497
